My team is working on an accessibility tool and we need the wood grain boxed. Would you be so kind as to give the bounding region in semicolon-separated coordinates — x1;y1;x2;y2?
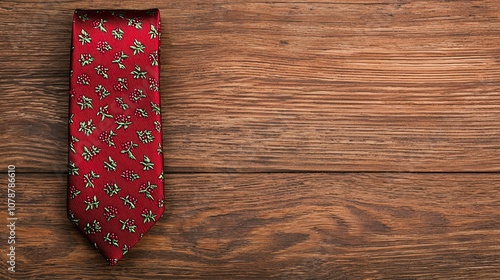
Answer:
2;0;500;278
2;0;500;172
1;173;499;279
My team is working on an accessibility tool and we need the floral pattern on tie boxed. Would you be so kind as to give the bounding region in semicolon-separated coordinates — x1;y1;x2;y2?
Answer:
68;9;164;266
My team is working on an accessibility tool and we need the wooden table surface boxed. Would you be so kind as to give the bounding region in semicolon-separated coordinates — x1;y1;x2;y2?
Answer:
1;0;500;279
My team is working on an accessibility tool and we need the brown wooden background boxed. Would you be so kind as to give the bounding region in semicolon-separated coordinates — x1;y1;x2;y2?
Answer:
1;0;500;279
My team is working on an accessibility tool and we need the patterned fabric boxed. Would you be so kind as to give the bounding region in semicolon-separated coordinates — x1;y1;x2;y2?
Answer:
67;9;164;266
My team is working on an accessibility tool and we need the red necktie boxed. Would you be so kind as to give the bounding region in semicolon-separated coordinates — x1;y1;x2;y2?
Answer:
67;9;164;266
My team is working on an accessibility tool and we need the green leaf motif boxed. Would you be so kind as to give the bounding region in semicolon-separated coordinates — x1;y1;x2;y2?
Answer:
103;233;119;247
120;219;137;233
139;181;157;200
112;28;124;40
78;13;89;22
122;244;129;255
79;53;94;66
68;161;79;175
78;29;91;45
84;220;101;234
94;65;109;79
95;85;110;100
151;102;161;115
97;41;112;53
82;145;101;161
97;105;113;121
140;155;154;170
127;17;142;29
78;119;96;136
70;135;79;153
104;183;121;197
115;115;132;130
121;194;137;209
94;18;107;32
148;24;159;39
131;64;147;79
130;39;145;55
77;95;93;110
141;209;157;223
115;97;129;110
84;195;100;211
120;141;138;160
68;210;79;225
112;51;128;69
149;51;159;66
154;121;161;132
136;108;148;118
99;130;117;147
137;130;155;144
104;156;117;171
83;171;100;188
103;206;117;221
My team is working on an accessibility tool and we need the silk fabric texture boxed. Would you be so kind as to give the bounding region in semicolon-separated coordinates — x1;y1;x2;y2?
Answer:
67;9;164;265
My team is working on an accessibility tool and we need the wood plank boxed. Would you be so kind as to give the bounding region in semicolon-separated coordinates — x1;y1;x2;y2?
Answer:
2;0;500;172
1;173;499;279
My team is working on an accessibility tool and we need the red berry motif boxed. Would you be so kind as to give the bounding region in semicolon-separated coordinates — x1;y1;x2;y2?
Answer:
139;181;157;200
98;130;117;147
69;185;81;199
81;53;92;61
97;41;112;53
93;19;107;32
82;171;100;188
84;195;99;210
137;130;154;144
84;220;102;234
129;89;146;103
154;120;161;132
148;77;159;92
103;182;120;195
114;114;132;130
113;52;122;61
104;232;119;246
95;64;109;79
128;17;143;29
112;51;128;69
120;219;137;232
141;209;157;223
79;53;94;66
76;74;91;85
120;140;138;159
113;77;128;91
129;196;138;205
98;131;109;142
134;108;148;118
148;51;158;66
103;205;119;221
95;84;110;100
121;169;140;181
121;141;132;150
120;194;138;209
